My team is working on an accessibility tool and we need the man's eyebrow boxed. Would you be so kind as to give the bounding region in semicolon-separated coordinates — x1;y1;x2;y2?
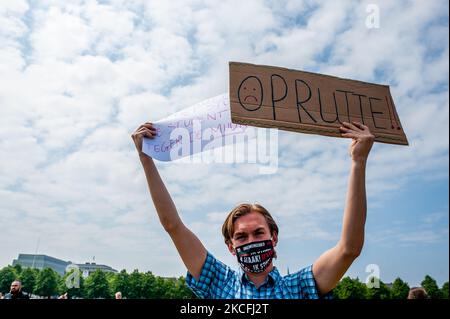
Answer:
234;227;266;237
233;231;247;237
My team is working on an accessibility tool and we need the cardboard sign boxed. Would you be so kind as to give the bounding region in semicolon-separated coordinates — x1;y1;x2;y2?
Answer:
229;62;408;145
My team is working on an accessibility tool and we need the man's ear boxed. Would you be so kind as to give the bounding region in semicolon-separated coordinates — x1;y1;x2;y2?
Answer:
227;241;236;256
272;232;278;247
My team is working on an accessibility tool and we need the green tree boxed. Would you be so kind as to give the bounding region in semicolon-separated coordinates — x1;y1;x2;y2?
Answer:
163;277;179;298
128;270;138;298
126;270;143;298
366;278;391;299
35;268;59;298
421;275;442;299
152;276;169;298
13;264;23;276
390;277;410;299
440;282;449;299
141;271;157;299
111;270;131;298
20;268;37;295
0;266;18;294
174;276;196;299
131;269;157;298
84;270;111;299
163;276;196;298
333;277;368;299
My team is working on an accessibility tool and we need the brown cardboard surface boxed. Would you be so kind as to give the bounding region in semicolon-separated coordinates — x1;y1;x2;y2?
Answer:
229;62;409;145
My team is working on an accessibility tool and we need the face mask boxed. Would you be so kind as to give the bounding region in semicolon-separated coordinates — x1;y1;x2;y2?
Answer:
235;239;275;273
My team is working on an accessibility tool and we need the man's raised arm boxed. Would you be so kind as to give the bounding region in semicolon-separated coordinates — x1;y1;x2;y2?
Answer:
312;121;375;295
131;122;207;280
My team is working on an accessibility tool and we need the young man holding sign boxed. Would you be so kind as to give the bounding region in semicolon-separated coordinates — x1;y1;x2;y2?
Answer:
131;120;374;298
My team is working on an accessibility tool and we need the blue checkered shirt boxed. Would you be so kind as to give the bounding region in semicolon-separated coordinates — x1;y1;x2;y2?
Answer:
186;251;333;299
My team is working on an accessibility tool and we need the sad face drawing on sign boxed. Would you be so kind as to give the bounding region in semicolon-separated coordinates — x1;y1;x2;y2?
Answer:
238;76;263;111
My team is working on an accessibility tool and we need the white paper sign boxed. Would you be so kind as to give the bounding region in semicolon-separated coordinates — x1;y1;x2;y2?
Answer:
142;94;254;161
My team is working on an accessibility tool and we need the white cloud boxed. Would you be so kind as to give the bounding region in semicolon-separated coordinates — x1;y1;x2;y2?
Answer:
367;208;449;246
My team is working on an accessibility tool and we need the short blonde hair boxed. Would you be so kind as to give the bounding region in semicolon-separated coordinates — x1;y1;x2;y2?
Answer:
221;203;279;245
408;287;428;299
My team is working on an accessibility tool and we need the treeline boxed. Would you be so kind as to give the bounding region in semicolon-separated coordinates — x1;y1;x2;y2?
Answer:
0;264;195;299
333;276;449;299
0;264;448;299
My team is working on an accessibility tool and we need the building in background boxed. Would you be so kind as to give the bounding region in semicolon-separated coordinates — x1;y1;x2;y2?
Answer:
12;254;117;277
77;262;118;278
12;254;70;276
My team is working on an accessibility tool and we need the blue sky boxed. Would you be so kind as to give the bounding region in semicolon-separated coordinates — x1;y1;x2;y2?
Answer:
0;0;448;288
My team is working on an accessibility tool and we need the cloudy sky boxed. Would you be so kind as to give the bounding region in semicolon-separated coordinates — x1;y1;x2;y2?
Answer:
0;0;448;287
